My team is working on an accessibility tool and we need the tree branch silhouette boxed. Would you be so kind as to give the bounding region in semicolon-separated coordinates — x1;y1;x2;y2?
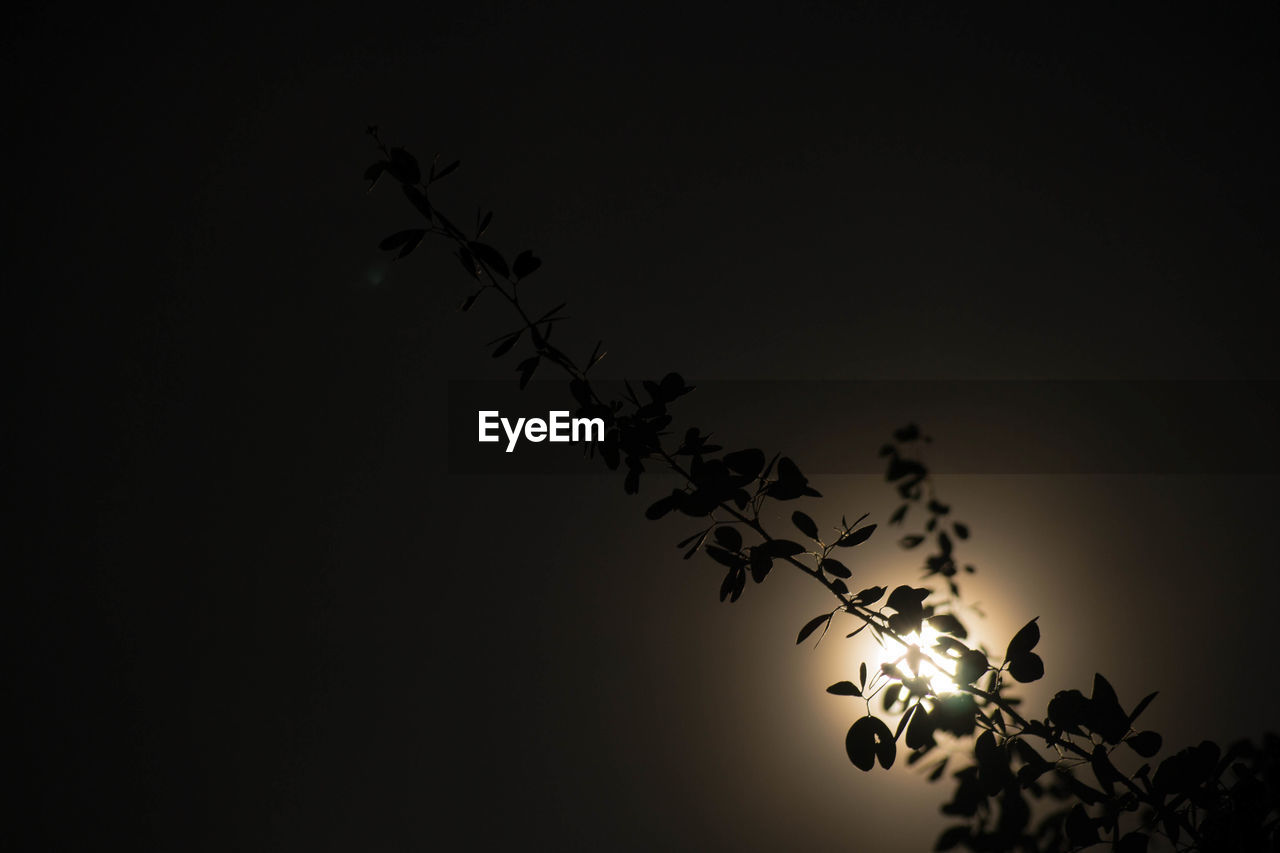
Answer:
362;130;1279;852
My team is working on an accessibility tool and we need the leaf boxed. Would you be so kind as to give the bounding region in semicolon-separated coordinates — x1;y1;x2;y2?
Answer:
1008;652;1043;683
724;448;765;479
887;585;929;613
836;524;876;548
955;649;989;685
388;147;420;184
363;161;387;189
894;703;918;741
827;681;862;696
513;250;542;279
491;332;521;358
900;535;925;549
1091;673;1130;743
403;184;434;222
829;579;848;595
952;522;970;540
431;159;460;182
1126;730;1162;758
713;526;742;551
759;539;805;558
456;246;480;279
1129;691;1159;725
681;530;709;560
1005;617;1040;660
927;614;967;637
846;715;896;771
889;504;908;525
378;229;425;251
859;661;867;688
906;702;936;750
934;825;968;851
1117;832;1149;853
646;491;683;521
516;356;539;389
459;291;481;312
704;546;740;568
748;549;773;583
796;613;831;645
894;423;921;442
791;511;819;540
820;558;851;579
468;242;510;278
853;585;886;605
1064;804;1099;847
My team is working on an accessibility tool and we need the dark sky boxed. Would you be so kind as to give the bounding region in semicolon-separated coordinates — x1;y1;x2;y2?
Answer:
9;2;1280;850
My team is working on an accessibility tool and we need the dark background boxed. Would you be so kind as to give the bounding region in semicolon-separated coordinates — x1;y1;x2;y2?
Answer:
8;2;1279;850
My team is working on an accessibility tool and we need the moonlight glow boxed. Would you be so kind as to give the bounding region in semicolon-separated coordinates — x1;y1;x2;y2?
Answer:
879;622;961;697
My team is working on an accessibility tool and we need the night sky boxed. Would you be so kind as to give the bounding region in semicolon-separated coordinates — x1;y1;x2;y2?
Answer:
9;3;1280;850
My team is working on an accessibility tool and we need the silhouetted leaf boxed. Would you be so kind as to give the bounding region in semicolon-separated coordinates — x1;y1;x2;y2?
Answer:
1117;831;1149;853
681;530;709;560
1008;652;1044;683
1008;650;1039;686
887;585;929;613
378;229;425;252
956;649;989;685
900;535;925;548
646;490;684;520
830;579;848;595
820;558;851;579
1005;617;1040;660
797;613;831;645
430;158;460;182
460;291;481;312
935;825;968;851
889;504;908;525
388;147;420;184
491;332;521;358
759;539;805;558
724;448;766;479
516;356;540;389
853;585;886;605
827;681;862;696
469;242;509;278
931;694;978;736
846;715;896;771
907;702;936;750
927;614;967;637
1065;804;1099;847
704;545;740;568
894;423;921;442
1048;689;1090;735
1129;691;1159;725
513;249;542;279
1127;730;1162;758
952;522;970;539
895;702;919;741
749;549;773;583
456;246;480;279
1091;673;1130;743
713;526;742;551
836;524;876;548
769;456;821;499
791;511;819;540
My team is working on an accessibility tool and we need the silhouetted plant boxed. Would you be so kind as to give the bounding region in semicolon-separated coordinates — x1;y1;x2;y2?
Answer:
362;130;1280;852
